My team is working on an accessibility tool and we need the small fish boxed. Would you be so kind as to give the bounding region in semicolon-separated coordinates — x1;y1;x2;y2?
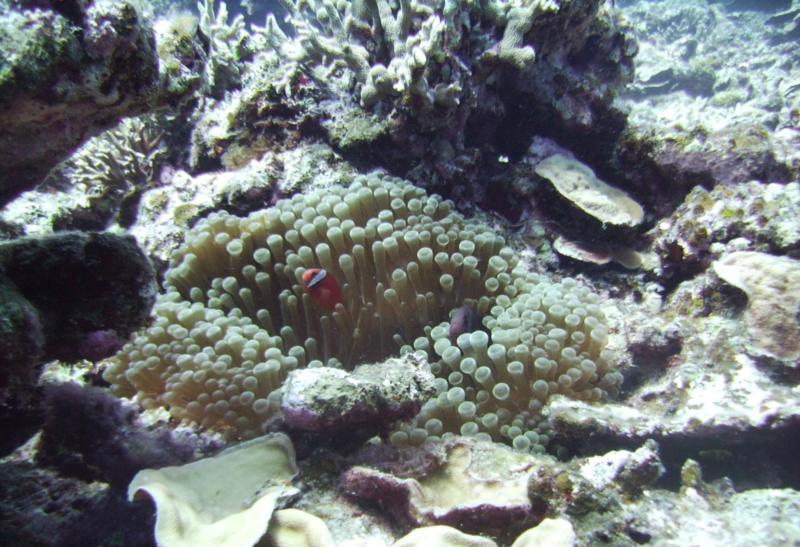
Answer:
302;268;342;312
449;304;482;342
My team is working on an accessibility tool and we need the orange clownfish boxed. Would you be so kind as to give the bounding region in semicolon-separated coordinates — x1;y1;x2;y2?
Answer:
302;268;342;312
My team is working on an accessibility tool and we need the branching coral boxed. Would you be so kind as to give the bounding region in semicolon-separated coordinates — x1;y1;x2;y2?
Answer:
104;173;621;448
56;114;168;228
197;0;252;95
259;0;475;116
259;0;599;118
69;115;167;192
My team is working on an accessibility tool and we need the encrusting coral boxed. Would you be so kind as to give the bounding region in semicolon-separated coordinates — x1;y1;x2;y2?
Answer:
128;432;299;547
104;172;621;449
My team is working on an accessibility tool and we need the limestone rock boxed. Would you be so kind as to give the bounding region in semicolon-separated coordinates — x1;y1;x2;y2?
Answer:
713;251;800;361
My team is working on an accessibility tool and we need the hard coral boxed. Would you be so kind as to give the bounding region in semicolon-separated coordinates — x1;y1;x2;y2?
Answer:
105;172;621;448
341;437;543;540
128;433;298;547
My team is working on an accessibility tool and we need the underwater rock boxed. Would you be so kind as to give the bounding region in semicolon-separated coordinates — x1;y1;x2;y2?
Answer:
281;353;436;444
128;433;299;547
712;251;800;362
524;442;662;520
0;0;163;204
547;340;800;441
0;231;156;363
575;441;665;498
652;182;800;283
0;459;149;546
36;383;222;491
612;459;800;546
0;231;154;452
0;273;44;405
521;454;800;546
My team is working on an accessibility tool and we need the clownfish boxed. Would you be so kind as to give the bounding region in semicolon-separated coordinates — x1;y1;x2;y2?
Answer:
301;268;342;311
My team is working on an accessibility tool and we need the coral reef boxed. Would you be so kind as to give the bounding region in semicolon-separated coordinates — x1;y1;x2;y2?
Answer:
211;0;638;204
104;172;621;447
613;0;799;214
0;114;171;234
340;438;664;544
652;181;800;283
0;0;164;202
263;0;474;114
0;0;798;544
197;0;253;96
